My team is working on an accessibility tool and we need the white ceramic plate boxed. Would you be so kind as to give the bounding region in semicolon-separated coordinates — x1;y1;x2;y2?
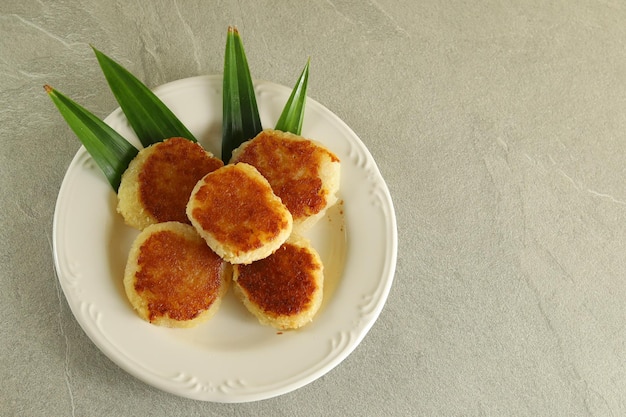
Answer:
53;75;397;403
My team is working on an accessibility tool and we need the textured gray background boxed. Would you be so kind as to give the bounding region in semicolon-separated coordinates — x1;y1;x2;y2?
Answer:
3;1;626;416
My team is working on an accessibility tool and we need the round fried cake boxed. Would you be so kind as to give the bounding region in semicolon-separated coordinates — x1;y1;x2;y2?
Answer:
124;221;230;328
117;137;223;230
186;162;293;265
232;235;324;330
230;129;340;233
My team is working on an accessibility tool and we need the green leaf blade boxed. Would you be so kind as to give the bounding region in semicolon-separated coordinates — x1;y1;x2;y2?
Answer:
45;85;138;191
221;26;262;163
275;59;310;135
92;46;197;147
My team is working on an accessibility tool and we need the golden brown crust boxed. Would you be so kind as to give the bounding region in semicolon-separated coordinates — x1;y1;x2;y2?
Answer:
117;138;223;230
231;129;340;232
186;163;293;264
124;222;230;327
233;235;323;330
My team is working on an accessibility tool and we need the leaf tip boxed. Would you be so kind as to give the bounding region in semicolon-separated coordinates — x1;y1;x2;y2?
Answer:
91;45;105;60
43;84;53;94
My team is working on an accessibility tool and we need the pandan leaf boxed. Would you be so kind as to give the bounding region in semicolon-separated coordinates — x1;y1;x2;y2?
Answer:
44;85;138;191
92;46;197;147
275;59;310;135
221;26;262;163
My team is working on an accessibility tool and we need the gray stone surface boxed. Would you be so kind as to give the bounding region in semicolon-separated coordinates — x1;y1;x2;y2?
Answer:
3;1;626;415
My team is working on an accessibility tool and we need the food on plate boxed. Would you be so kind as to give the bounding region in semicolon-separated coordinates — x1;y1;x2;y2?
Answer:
48;40;339;331
186;162;293;265
117;137;223;230
123;221;230;327
232;235;324;330
230;129;340;233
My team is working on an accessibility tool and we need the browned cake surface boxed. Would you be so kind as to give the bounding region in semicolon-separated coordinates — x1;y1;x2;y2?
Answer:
138;137;223;224
235;241;321;317
188;163;291;258
132;226;224;322
232;130;339;220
